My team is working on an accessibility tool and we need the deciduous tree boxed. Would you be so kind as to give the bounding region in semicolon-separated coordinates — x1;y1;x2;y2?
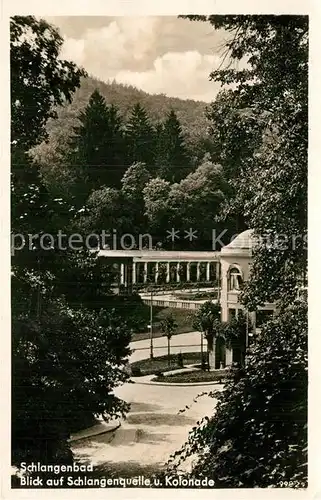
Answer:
168;300;307;487
160;314;178;366
169;14;308;487
192;301;221;369
11;16;132;469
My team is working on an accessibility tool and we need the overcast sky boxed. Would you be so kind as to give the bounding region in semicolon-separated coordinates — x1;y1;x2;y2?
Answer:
46;16;232;102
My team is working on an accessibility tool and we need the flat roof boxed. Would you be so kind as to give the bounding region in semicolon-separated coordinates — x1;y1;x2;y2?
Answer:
98;249;221;262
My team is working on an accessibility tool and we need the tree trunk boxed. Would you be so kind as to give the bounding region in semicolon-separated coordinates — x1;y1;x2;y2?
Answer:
168;337;171;367
208;335;216;370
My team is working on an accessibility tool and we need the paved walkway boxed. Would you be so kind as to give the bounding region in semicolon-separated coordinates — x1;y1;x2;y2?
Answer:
69;419;121;443
130;330;202;363
72;380;222;476
72;332;219;476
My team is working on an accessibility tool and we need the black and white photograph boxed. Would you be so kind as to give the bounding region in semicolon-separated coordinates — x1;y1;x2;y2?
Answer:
8;9;310;493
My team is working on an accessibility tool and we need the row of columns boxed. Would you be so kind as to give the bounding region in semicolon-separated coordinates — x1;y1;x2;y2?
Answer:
119;261;218;285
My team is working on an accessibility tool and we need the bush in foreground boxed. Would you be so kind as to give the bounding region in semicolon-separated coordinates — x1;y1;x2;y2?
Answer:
165;301;307;488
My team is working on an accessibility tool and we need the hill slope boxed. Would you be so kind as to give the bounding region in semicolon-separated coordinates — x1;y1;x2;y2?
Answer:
46;76;210;144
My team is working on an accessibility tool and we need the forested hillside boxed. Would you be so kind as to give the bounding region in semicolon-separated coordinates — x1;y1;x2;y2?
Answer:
43;76;209;146
36;76;209;169
30;76;216;207
30;76;224;243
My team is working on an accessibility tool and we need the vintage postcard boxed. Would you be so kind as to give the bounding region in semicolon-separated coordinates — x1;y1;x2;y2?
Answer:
1;0;318;498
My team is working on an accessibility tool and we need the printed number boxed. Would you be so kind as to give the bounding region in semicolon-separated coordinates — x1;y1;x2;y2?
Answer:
279;481;306;488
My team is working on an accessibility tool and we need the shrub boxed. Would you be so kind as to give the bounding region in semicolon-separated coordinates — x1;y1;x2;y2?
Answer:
166;302;307;487
177;352;184;368
131;366;142;377
201;353;208;371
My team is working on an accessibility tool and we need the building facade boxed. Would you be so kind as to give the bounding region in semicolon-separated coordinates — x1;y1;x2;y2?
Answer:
220;229;276;330
98;229;278;368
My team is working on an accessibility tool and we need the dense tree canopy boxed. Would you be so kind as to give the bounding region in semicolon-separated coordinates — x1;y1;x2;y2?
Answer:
168;300;307;487
12;300;131;464
186;15;308;307
142;161;231;249
33;75;209;162
121;162;151;233
11;16;85;150
11;16;133;467
168;14;309;487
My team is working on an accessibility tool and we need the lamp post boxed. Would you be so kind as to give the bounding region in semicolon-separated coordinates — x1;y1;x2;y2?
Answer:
144;262;154;360
244;309;250;367
149;286;154;359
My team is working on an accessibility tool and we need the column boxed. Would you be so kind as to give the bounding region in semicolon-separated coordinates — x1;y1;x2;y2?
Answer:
225;347;233;367
132;262;136;284
124;263;128;288
176;262;180;283
155;262;159;284
196;262;201;282
206;262;210;282
166;262;170;283
186;262;191;281
120;263;125;285
217;261;220;296
144;262;148;283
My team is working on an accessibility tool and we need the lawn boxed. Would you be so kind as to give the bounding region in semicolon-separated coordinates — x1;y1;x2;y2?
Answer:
173;291;218;301
152;369;228;384
130;351;203;376
131;307;195;342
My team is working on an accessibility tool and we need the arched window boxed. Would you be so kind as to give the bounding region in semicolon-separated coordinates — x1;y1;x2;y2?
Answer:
228;267;243;291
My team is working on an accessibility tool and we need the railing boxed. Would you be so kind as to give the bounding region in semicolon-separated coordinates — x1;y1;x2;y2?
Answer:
132;343;201;352
142;298;204;310
132;282;219;293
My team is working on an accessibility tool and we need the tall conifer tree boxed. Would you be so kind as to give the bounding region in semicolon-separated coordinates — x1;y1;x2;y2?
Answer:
68;90;125;203
125;102;155;169
155;110;190;182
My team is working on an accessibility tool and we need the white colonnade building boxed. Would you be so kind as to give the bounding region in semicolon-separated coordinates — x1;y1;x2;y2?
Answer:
98;250;220;287
98;230;279;367
98;229;277;328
